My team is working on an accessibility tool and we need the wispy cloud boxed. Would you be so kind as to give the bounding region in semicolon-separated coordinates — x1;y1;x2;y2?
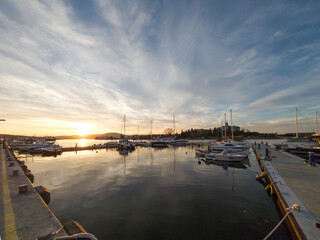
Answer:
0;0;319;135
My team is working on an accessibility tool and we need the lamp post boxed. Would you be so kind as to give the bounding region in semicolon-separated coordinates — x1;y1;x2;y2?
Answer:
0;118;5;145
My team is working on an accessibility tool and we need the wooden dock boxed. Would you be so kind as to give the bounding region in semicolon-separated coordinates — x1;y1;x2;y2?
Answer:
253;143;320;239
0;144;67;239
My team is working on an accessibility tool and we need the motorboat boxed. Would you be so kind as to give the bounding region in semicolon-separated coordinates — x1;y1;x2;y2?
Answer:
118;139;135;150
151;139;168;148
168;137;188;146
210;142;250;151
205;150;247;161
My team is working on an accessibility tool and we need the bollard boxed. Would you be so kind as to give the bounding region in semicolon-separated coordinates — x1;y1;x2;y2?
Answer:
13;169;19;175
19;184;28;194
8;162;14;167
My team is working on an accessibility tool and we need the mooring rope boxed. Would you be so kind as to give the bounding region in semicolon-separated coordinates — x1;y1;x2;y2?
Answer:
263;204;300;240
52;225;98;240
56;233;98;240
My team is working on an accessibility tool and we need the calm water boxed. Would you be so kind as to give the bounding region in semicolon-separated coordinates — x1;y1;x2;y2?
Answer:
20;140;289;239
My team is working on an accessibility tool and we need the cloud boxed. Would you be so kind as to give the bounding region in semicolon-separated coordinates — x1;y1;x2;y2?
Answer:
0;0;319;135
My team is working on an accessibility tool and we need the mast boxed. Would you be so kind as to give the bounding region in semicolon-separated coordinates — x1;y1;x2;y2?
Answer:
137;125;139;139
124;114;126;138
230;109;233;141
295;107;298;138
224;113;227;140
221;120;223;138
151;118;153;139
173;114;176;135
316;111;318;134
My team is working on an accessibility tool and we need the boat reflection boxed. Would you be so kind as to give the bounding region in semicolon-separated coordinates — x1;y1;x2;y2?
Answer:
201;158;247;169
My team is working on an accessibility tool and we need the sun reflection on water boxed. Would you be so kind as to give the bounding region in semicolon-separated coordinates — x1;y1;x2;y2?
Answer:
80;139;86;147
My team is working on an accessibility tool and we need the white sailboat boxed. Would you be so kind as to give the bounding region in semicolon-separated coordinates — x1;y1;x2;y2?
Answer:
168;114;188;146
205;150;247;161
287;107;310;142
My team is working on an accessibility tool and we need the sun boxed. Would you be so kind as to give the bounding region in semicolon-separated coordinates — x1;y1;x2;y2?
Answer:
75;123;94;136
77;128;89;136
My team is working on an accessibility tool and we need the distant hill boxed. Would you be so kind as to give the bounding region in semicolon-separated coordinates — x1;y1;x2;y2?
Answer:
56;132;122;139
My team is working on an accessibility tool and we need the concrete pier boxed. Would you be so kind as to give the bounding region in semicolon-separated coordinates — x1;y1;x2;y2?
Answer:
253;143;320;239
0;144;67;239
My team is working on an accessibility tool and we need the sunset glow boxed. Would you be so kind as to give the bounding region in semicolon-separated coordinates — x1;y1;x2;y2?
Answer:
0;1;319;135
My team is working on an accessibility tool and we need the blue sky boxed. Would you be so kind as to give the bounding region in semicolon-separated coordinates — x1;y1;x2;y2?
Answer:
0;0;319;135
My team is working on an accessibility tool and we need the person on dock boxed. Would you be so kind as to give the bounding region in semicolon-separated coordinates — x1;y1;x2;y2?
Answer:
309;152;315;166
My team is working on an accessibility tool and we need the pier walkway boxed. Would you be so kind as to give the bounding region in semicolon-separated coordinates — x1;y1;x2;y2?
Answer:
255;143;320;239
0;144;67;239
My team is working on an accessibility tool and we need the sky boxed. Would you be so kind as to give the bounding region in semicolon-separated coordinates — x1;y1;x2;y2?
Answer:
0;0;319;136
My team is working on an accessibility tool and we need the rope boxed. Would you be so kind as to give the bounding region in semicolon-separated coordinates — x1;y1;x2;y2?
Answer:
51;226;98;240
264;181;281;195
56;233;98;240
263;204;300;240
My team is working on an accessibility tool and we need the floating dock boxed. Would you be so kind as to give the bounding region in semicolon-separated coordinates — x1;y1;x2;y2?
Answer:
253;143;320;239
61;144;117;152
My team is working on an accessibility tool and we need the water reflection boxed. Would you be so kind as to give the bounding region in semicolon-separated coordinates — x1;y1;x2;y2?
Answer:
21;140;288;240
80;139;87;147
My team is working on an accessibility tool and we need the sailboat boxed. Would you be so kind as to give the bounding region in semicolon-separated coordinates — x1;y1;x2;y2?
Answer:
118;114;135;151
168;114;188;146
287;107;310;142
312;111;320;145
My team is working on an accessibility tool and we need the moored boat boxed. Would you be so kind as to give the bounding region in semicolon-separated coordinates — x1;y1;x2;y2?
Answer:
205;150;247;162
151;139;168;148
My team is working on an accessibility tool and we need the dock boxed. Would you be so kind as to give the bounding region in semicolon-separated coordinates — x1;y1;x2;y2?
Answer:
253;143;320;239
61;144;117;152
0;143;67;240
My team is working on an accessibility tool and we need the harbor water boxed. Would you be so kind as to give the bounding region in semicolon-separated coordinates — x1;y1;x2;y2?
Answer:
19;140;289;239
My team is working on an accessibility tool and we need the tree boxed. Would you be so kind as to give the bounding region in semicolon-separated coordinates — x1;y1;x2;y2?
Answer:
163;128;175;135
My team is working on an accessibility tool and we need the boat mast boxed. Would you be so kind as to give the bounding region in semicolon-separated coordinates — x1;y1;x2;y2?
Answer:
221;120;223;139
224;113;227;140
124;114;126;138
151;118;153;139
316;111;318;134
230;109;233;141
295;107;298;138
173;114;176;136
